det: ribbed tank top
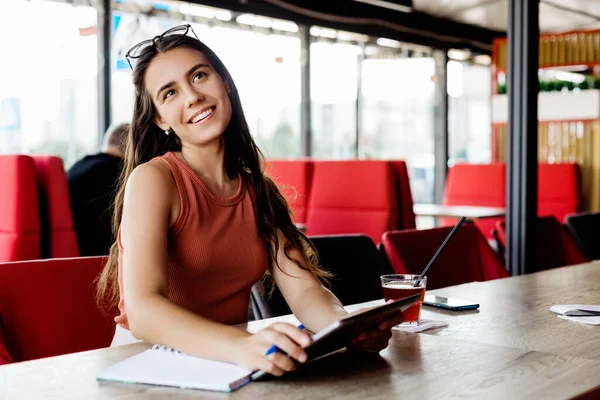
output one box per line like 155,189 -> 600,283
115,152 -> 268,329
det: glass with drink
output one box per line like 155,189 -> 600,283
380,274 -> 427,325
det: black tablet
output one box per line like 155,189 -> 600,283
251,293 -> 421,380
305,293 -> 421,360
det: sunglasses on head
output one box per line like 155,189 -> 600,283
125,24 -> 199,70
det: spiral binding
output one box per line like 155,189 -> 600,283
151,344 -> 184,355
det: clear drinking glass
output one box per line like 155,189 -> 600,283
381,274 -> 427,325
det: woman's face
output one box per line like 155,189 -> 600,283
144,47 -> 232,147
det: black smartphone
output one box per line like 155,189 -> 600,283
423,294 -> 479,311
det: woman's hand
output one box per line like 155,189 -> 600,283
346,305 -> 404,354
231,323 -> 312,376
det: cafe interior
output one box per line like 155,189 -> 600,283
1,0 -> 600,398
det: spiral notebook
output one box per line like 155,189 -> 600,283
97,345 -> 253,392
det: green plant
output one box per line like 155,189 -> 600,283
577,78 -> 590,90
564,81 -> 575,91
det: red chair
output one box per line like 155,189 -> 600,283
33,156 -> 80,258
442,163 -> 506,239
0,319 -> 12,364
0,155 -> 41,262
382,225 -> 508,290
265,159 -> 313,224
0,256 -> 115,364
494,216 -> 589,273
538,163 -> 580,223
305,160 -> 398,243
389,161 -> 416,230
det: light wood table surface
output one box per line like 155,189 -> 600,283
1,262 -> 599,399
413,203 -> 506,220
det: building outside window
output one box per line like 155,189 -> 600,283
310,40 -> 360,159
448,61 -> 492,165
362,56 -> 436,204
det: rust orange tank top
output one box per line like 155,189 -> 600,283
115,152 -> 268,329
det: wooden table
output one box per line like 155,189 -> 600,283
413,203 -> 506,220
2,263 -> 600,399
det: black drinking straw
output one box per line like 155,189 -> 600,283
413,216 -> 466,287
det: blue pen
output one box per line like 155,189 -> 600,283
265,324 -> 304,356
251,324 -> 305,381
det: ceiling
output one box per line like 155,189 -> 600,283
413,0 -> 600,33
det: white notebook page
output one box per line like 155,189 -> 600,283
97,345 -> 253,392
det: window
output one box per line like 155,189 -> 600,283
361,57 -> 436,203
310,41 -> 360,159
448,61 -> 492,164
202,26 -> 301,159
0,0 -> 99,167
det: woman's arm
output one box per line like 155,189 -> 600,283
272,230 -> 401,352
271,230 -> 347,333
120,163 -> 309,374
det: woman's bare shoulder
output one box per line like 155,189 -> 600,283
128,159 -> 174,187
124,159 -> 176,201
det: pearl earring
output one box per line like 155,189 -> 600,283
164,128 -> 170,136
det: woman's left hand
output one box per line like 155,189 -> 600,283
345,306 -> 404,353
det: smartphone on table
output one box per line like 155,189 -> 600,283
423,294 -> 479,311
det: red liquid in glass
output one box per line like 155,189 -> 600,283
382,282 -> 425,322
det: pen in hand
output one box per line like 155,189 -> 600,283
264,324 -> 305,356
250,324 -> 306,381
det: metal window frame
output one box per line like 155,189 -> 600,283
433,49 -> 449,204
98,0 -> 111,142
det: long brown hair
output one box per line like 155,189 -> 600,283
96,33 -> 330,309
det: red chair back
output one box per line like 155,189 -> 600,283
382,225 -> 508,290
494,216 -> 589,273
442,163 -> 506,239
389,161 -> 416,230
266,160 -> 313,224
0,256 -> 115,364
0,318 -> 12,364
538,163 -> 580,223
0,155 -> 41,262
33,156 -> 79,258
306,161 -> 398,242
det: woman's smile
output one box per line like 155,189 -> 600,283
188,106 -> 216,125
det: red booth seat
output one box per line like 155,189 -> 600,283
538,163 -> 581,223
0,155 -> 41,262
382,225 -> 508,290
442,163 -> 506,239
265,159 -> 313,224
389,160 -> 416,230
305,160 -> 398,243
0,256 -> 115,364
265,159 -> 414,235
442,162 -> 581,239
33,156 -> 79,258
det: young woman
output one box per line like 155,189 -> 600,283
97,24 -> 401,376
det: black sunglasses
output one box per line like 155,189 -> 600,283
125,24 -> 199,70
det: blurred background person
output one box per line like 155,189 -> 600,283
68,122 -> 129,256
